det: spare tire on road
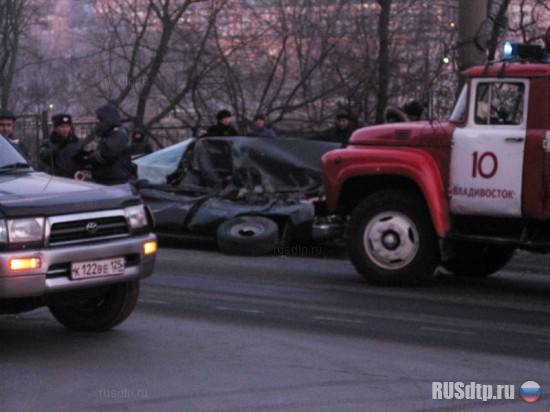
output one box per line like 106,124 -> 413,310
217,216 -> 279,256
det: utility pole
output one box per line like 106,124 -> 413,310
458,0 -> 489,71
375,0 -> 392,124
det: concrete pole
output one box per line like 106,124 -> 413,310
458,0 -> 489,70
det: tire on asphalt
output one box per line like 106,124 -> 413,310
443,242 -> 515,278
49,281 -> 140,332
217,216 -> 279,256
347,190 -> 439,286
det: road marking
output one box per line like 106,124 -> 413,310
420,326 -> 477,336
143,284 -> 550,338
139,298 -> 170,305
215,306 -> 263,314
313,316 -> 368,325
148,270 -> 550,315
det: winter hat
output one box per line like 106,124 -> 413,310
216,110 -> 232,121
52,114 -> 73,128
0,109 -> 16,121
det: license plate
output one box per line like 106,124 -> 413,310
71,258 -> 125,280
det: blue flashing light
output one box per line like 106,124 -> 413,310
502,41 -> 545,61
503,41 -> 514,59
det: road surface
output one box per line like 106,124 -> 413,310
2,245 -> 550,411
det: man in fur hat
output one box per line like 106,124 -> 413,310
39,114 -> 83,178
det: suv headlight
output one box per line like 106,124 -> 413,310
125,205 -> 148,230
7,218 -> 45,243
0,220 -> 7,243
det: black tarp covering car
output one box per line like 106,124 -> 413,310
135,137 -> 339,251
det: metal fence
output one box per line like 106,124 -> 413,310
13,114 -> 43,166
14,113 -> 197,165
14,112 -> 320,168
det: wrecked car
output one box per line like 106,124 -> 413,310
134,137 -> 342,255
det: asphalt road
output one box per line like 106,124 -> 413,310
2,244 -> 550,411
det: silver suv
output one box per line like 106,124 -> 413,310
0,136 -> 157,331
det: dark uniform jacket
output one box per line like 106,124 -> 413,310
250,125 -> 276,138
7,137 -> 29,159
130,139 -> 153,157
318,125 -> 356,147
205,123 -> 239,137
39,132 -> 83,178
89,105 -> 134,185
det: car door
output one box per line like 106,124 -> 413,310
449,78 -> 529,217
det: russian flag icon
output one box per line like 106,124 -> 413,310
520,381 -> 542,403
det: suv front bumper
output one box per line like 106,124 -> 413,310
0,234 -> 156,298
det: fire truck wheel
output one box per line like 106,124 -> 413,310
443,242 -> 515,278
347,190 -> 439,286
49,281 -> 140,332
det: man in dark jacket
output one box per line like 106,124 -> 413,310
87,104 -> 134,185
129,128 -> 154,157
39,114 -> 83,178
205,110 -> 239,137
403,100 -> 424,121
249,114 -> 276,138
319,112 -> 357,147
0,109 -> 29,158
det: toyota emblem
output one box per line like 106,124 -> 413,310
86,222 -> 99,234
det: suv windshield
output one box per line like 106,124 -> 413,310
449,85 -> 468,123
0,135 -> 30,169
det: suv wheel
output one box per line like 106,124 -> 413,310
49,281 -> 140,332
348,190 -> 439,286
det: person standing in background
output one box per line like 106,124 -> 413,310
129,128 -> 154,157
318,112 -> 356,147
86,104 -> 134,185
205,110 -> 239,137
249,114 -> 276,138
0,109 -> 29,158
39,114 -> 83,178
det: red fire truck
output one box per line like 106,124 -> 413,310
322,31 -> 550,286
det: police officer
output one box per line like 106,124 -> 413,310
205,110 -> 239,137
87,104 -> 134,185
0,109 -> 29,158
39,114 -> 83,178
318,112 -> 357,147
129,128 -> 153,157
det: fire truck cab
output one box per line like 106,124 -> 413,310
322,32 -> 550,285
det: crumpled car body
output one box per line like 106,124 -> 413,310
134,137 -> 339,238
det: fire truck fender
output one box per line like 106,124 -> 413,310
322,147 -> 450,237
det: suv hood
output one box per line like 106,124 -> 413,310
0,172 -> 140,218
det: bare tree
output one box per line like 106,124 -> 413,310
511,0 -> 550,44
0,0 -> 37,109
76,0 -> 221,133
487,0 -> 512,60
